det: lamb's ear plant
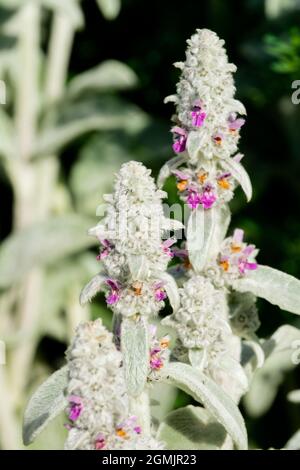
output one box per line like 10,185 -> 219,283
23,29 -> 300,450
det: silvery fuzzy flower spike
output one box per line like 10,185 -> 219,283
80,161 -> 181,316
79,161 -> 180,401
159,29 -> 252,214
165,29 -> 246,162
64,319 -> 164,450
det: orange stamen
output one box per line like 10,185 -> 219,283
214,137 -> 222,145
197,172 -> 208,184
218,178 -> 230,190
132,281 -> 143,296
220,260 -> 229,271
184,258 -> 192,269
177,180 -> 188,192
160,338 -> 170,349
231,244 -> 242,253
116,429 -> 127,438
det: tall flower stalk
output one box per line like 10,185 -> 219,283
23,29 -> 300,451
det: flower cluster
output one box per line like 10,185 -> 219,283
165,29 -> 246,162
104,278 -> 168,318
160,30 -> 249,213
64,319 -> 163,450
148,325 -> 170,379
217,229 -> 258,280
172,164 -> 235,210
82,161 -> 181,318
90,161 -> 177,275
163,275 -> 229,361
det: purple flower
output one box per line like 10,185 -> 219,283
95,434 -> 106,450
187,189 -> 202,209
200,191 -> 217,209
172,169 -> 190,180
228,113 -> 245,132
162,238 -> 176,257
233,228 -> 244,244
171,126 -> 188,153
191,100 -> 206,127
150,355 -> 164,370
154,281 -> 167,302
172,247 -> 188,260
68,395 -> 83,422
97,239 -> 113,261
213,132 -> 224,145
105,278 -> 121,305
238,259 -> 258,274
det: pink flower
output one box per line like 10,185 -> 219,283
187,189 -> 202,209
68,395 -> 83,422
95,434 -> 106,450
97,239 -> 113,261
171,126 -> 188,153
199,191 -> 217,209
238,259 -> 257,274
150,356 -> 164,370
172,169 -> 190,180
191,100 -> 206,127
213,132 -> 224,145
228,113 -> 245,132
162,238 -> 176,257
154,281 -> 167,302
105,279 -> 121,305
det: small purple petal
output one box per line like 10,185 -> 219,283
199,191 -> 217,209
172,248 -> 188,259
243,244 -> 255,256
68,395 -> 83,422
171,126 -> 187,137
191,110 -> 206,127
228,112 -> 237,123
154,280 -> 164,289
105,278 -> 120,291
173,138 -> 186,154
245,262 -> 258,271
228,117 -> 245,131
233,229 -> 244,244
171,127 -> 188,154
155,289 -> 167,302
107,292 -> 120,305
134,426 -> 142,435
172,169 -> 190,180
187,190 -> 202,210
217,172 -> 231,180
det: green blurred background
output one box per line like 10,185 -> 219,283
0,0 -> 300,450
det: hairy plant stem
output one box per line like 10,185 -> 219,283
129,391 -> 151,437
